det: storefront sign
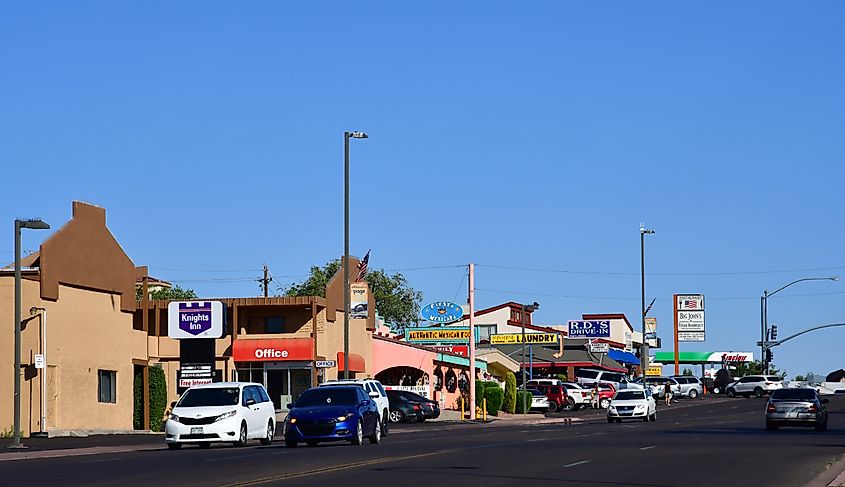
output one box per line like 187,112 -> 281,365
407,327 -> 470,343
315,360 -> 336,368
383,385 -> 431,399
625,332 -> 633,352
420,301 -> 464,324
646,366 -> 663,376
589,341 -> 609,354
677,311 -> 705,332
567,320 -> 611,338
350,283 -> 369,319
678,331 -> 705,342
490,333 -> 559,344
429,345 -> 469,356
168,301 -> 224,339
177,363 -> 214,389
233,338 -> 314,362
710,352 -> 753,363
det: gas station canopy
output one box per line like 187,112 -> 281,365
653,351 -> 754,364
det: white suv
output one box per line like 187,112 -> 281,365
576,369 -> 644,390
319,379 -> 390,435
726,376 -> 784,398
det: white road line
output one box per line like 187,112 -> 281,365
564,460 -> 590,468
639,445 -> 657,451
525,438 -> 545,443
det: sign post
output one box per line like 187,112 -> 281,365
674,294 -> 705,375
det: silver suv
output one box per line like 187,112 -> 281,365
671,376 -> 704,399
726,375 -> 784,398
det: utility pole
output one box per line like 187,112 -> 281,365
468,263 -> 476,420
261,264 -> 271,298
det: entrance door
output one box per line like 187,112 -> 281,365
290,369 -> 311,403
266,369 -> 288,410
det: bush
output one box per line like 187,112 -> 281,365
133,368 -> 143,430
515,391 -> 533,414
485,387 -> 504,415
475,381 -> 485,407
555,373 -> 568,382
504,372 -> 517,413
149,366 -> 168,432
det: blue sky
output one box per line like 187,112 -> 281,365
2,2 -> 844,378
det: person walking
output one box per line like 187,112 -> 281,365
664,381 -> 673,406
591,383 -> 600,409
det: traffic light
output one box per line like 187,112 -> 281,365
770,324 -> 778,340
765,349 -> 773,363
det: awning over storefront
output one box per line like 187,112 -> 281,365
337,352 -> 366,373
607,349 -> 639,365
435,353 -> 488,371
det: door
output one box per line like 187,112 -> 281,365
266,369 -> 287,410
243,386 -> 264,437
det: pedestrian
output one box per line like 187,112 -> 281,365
664,381 -> 673,406
591,384 -> 600,409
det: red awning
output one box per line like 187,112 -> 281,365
337,352 -> 366,373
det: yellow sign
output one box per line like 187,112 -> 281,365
646,366 -> 663,376
407,328 -> 470,343
490,333 -> 559,344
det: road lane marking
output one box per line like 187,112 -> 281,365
639,445 -> 656,450
564,460 -> 590,468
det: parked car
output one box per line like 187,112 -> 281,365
765,388 -> 829,431
535,384 -> 569,412
726,376 -> 784,398
385,390 -> 424,423
671,376 -> 704,399
576,369 -> 644,390
398,390 -> 440,420
319,379 -> 389,435
524,389 -> 550,412
594,382 -> 617,408
165,382 -> 276,450
283,385 -> 382,447
634,377 -> 682,398
525,378 -> 563,388
560,382 -> 591,410
607,389 -> 657,423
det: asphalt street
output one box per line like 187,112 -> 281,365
1,395 -> 843,487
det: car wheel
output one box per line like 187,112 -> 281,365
260,419 -> 274,446
306,440 -> 319,447
198,443 -> 211,449
234,421 -> 248,447
350,420 -> 363,445
754,387 -> 764,398
726,388 -> 735,398
562,398 -> 576,411
688,389 -> 699,399
167,443 -> 182,450
600,398 -> 610,409
615,418 -> 622,423
369,419 -> 382,444
766,422 -> 779,431
381,410 -> 389,435
389,409 -> 404,423
285,439 -> 298,448
548,401 -> 559,413
607,417 -> 614,423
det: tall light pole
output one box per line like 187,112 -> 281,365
761,276 -> 837,374
639,226 -> 654,381
12,218 -> 50,449
520,302 -> 539,415
343,131 -> 367,379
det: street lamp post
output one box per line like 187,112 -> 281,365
761,276 -> 838,374
12,218 -> 50,449
343,131 -> 367,379
520,302 -> 539,415
639,226 -> 654,381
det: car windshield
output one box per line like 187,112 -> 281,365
177,387 -> 240,407
771,389 -> 816,401
615,391 -> 645,401
765,376 -> 783,382
296,388 -> 358,407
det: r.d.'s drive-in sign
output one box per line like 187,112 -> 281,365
168,301 -> 224,339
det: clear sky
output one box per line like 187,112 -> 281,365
3,2 -> 844,379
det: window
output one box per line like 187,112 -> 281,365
476,324 -> 496,342
375,383 -> 387,396
576,370 -> 599,380
266,317 -> 285,333
257,386 -> 271,403
98,370 -> 117,403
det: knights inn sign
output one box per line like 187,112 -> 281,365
168,301 -> 225,339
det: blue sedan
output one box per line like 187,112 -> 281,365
283,386 -> 382,447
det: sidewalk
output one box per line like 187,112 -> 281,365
806,454 -> 845,487
0,435 -> 163,462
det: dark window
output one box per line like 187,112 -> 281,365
577,370 -> 599,379
771,389 -> 816,400
296,388 -> 358,407
257,386 -> 271,403
266,317 -> 285,333
375,383 -> 387,396
98,370 -> 117,403
178,387 -> 240,407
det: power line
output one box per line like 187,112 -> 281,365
476,288 -> 845,302
477,264 -> 845,277
384,264 -> 468,272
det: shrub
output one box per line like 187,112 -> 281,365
555,373 -> 568,382
504,372 -> 517,413
485,387 -> 504,415
149,366 -> 168,432
475,381 -> 485,407
515,391 -> 533,414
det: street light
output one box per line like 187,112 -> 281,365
520,301 -> 539,415
639,226 -> 654,381
343,131 -> 367,379
761,276 -> 838,374
12,218 -> 50,449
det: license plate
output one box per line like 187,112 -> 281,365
190,427 -> 203,434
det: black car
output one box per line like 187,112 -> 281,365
386,390 -> 424,423
397,390 -> 440,420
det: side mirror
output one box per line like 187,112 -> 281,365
245,398 -> 256,406
360,399 -> 371,406
286,403 -> 294,409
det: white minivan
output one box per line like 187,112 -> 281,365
165,382 -> 276,450
576,369 -> 644,390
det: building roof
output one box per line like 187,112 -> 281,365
491,344 -> 627,372
582,313 -> 634,332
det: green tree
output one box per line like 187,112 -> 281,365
136,284 -> 198,301
682,368 -> 694,376
286,259 -> 424,331
503,372 -> 517,413
733,360 -> 786,379
794,375 -> 806,382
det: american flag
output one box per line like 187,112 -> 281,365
355,250 -> 370,282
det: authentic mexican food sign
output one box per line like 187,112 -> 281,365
406,327 -> 470,343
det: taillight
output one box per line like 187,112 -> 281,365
808,404 -> 818,413
765,382 -> 773,386
767,404 -> 776,413
413,404 -> 421,411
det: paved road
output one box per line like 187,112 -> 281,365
1,395 -> 843,486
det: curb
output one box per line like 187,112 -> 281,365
804,453 -> 845,487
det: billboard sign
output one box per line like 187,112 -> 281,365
350,283 -> 369,319
490,333 -> 559,345
567,320 -> 611,338
678,331 -> 705,342
168,301 -> 224,339
428,345 -> 469,356
407,327 -> 470,343
420,301 -> 464,324
677,311 -> 705,332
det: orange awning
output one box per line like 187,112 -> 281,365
337,352 -> 366,373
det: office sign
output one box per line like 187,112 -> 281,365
567,320 -> 611,338
589,341 -> 609,354
429,345 -> 469,357
232,338 -> 314,361
407,327 -> 470,343
677,311 -> 705,331
315,360 -> 336,368
168,301 -> 224,339
420,301 -> 464,324
490,333 -> 559,345
678,331 -> 705,342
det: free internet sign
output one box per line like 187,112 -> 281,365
168,301 -> 224,339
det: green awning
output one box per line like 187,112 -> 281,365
653,351 -> 714,364
436,353 -> 488,371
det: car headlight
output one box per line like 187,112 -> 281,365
215,410 -> 237,422
636,404 -> 645,409
169,413 -> 180,423
337,415 -> 350,422
286,416 -> 297,424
